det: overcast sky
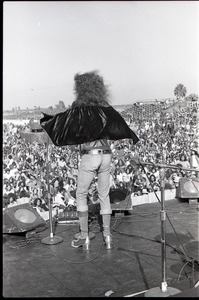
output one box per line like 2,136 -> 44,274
3,1 -> 199,110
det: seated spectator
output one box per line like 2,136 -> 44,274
133,188 -> 143,196
126,164 -> 133,174
185,170 -> 196,178
118,158 -> 125,171
17,181 -> 30,198
51,177 -> 60,194
19,189 -> 30,199
58,156 -> 66,168
190,150 -> 199,171
33,198 -> 48,213
29,187 -> 42,205
122,168 -> 132,187
64,178 -> 76,192
53,187 -> 67,208
87,181 -> 99,204
149,166 -> 159,180
8,176 -> 15,186
3,195 -> 9,210
71,163 -> 78,177
177,153 -> 190,169
66,189 -> 77,207
9,162 -> 18,177
7,193 -> 18,208
169,172 -> 182,188
116,169 -> 123,182
148,174 -> 160,192
133,173 -> 148,194
117,181 -> 126,190
4,183 -> 15,195
4,168 -> 12,180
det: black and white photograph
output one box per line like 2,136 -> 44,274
3,1 -> 199,298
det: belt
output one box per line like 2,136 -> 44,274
82,149 -> 111,155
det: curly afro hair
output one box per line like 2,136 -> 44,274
72,70 -> 111,107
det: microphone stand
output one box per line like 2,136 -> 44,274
41,139 -> 63,245
131,159 -> 198,297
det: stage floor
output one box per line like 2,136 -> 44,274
3,199 -> 199,298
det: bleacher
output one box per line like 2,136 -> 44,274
120,102 -> 164,120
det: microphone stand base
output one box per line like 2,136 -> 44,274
41,235 -> 63,245
145,286 -> 181,297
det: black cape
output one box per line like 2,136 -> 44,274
40,105 -> 139,146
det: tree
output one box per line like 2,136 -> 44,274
55,100 -> 66,110
185,93 -> 198,102
48,106 -> 53,110
174,84 -> 187,100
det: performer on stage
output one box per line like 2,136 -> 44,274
40,70 -> 139,250
70,74 -> 112,250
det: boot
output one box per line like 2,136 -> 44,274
103,235 -> 113,250
71,211 -> 91,250
71,236 -> 91,250
102,214 -> 113,250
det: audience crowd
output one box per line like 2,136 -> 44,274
3,103 -> 199,215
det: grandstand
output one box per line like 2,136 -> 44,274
3,97 -> 198,123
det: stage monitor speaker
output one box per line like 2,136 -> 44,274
3,203 -> 47,234
109,188 -> 132,211
176,177 -> 199,199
